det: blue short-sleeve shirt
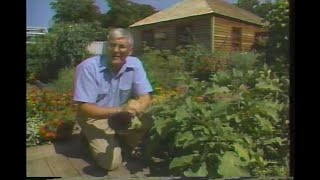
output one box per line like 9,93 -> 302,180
73,55 -> 153,107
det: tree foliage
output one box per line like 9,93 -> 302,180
236,0 -> 275,19
236,0 -> 259,14
236,0 -> 289,67
101,0 -> 157,28
27,23 -> 104,82
50,0 -> 102,24
264,0 -> 289,63
254,1 -> 276,19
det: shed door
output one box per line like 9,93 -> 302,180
231,27 -> 242,51
142,29 -> 154,47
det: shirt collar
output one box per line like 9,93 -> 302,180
98,55 -> 107,72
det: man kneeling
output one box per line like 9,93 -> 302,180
73,28 -> 153,170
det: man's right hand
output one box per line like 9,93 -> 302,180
124,100 -> 142,116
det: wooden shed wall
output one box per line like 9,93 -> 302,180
213,15 -> 266,52
131,14 -> 212,55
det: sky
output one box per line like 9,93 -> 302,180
27,0 -> 237,28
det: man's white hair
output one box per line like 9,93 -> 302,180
107,28 -> 134,47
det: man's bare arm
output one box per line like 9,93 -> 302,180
78,103 -> 122,119
126,93 -> 152,115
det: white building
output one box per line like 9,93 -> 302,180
27,26 -> 48,43
87,41 -> 107,55
26,26 -> 106,54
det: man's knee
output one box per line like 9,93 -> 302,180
92,148 -> 122,171
120,129 -> 147,148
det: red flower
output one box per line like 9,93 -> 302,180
38,120 -> 74,141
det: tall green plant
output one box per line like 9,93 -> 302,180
176,44 -> 229,81
146,58 -> 289,177
48,66 -> 75,93
140,46 -> 187,90
228,52 -> 258,71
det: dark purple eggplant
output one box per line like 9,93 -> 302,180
108,111 -> 134,131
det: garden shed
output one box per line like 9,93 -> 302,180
129,0 -> 268,55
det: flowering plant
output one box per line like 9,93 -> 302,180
39,119 -> 74,141
27,87 -> 77,143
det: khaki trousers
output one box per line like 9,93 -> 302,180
76,112 -> 152,171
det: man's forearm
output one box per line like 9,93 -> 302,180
135,93 -> 152,114
78,103 -> 121,119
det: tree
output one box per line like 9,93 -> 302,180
50,0 -> 102,24
264,0 -> 289,64
27,23 -> 104,82
101,0 -> 157,28
236,0 -> 259,14
236,0 -> 275,19
253,1 -> 275,19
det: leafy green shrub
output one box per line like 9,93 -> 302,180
27,22 -> 104,83
27,35 -> 59,82
140,46 -> 187,90
48,66 -> 75,93
228,52 -> 258,71
176,45 -> 229,81
145,58 -> 289,177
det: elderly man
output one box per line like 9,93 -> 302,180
73,28 -> 153,170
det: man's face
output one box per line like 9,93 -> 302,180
108,37 -> 132,68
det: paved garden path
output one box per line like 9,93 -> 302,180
27,125 -> 170,179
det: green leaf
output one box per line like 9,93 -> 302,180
201,109 -> 211,118
186,97 -> 193,108
255,115 -> 273,132
174,131 -> 194,147
218,151 -> 250,177
175,106 -> 190,121
257,148 -> 264,156
254,101 -> 279,121
244,136 -> 253,145
264,137 -> 286,145
189,120 -> 218,137
232,69 -> 244,77
192,126 -> 210,135
205,86 -> 230,94
169,155 -> 194,169
255,80 -> 282,92
247,70 -> 255,76
227,114 -> 241,123
154,118 -> 173,136
184,162 -> 208,177
209,101 -> 229,117
128,116 -> 142,130
233,143 -> 250,162
197,136 -> 210,142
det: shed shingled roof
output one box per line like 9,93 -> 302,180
129,0 -> 268,27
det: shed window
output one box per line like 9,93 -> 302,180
176,25 -> 194,46
142,30 -> 154,47
231,27 -> 242,51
